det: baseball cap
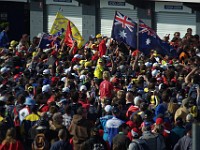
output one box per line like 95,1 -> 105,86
79,85 -> 87,91
104,105 -> 112,113
156,118 -> 164,125
42,84 -> 51,93
43,69 -> 50,75
24,97 -> 36,105
62,87 -> 70,93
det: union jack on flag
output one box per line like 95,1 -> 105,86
139,20 -> 157,38
114,11 -> 136,32
111,11 -> 137,49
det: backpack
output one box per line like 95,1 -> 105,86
130,139 -> 150,150
32,133 -> 49,150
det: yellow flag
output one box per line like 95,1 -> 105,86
50,12 -> 85,49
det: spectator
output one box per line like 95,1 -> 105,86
140,123 -> 166,150
50,129 -> 72,150
112,123 -> 131,150
105,106 -> 124,146
0,127 -> 24,150
69,106 -> 93,150
173,123 -> 192,150
0,22 -> 9,48
80,127 -> 107,150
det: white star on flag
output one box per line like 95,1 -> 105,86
119,30 -> 127,39
146,38 -> 151,45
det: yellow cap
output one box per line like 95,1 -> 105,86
96,34 -> 102,39
10,40 -> 18,47
79,60 -> 87,65
32,52 -> 37,57
85,61 -> 92,68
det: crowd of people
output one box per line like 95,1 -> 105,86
0,22 -> 199,150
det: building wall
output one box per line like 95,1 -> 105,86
30,1 -> 43,40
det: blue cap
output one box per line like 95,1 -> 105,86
24,97 -> 36,105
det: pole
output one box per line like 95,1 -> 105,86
137,19 -> 139,50
192,123 -> 200,150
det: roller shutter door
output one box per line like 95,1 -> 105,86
156,12 -> 196,39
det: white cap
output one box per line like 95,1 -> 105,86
62,87 -> 70,93
74,54 -> 82,59
0,96 -> 7,102
134,96 -> 142,106
151,69 -> 160,77
73,65 -> 80,71
61,77 -> 66,82
79,85 -> 87,91
145,62 -> 152,67
63,68 -> 71,75
131,129 -> 139,138
104,105 -> 112,113
42,84 -> 51,93
43,69 -> 50,75
0,67 -> 9,74
79,75 -> 86,81
153,62 -> 159,67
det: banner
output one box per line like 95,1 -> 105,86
50,12 -> 85,49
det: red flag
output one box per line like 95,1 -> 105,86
64,21 -> 77,55
64,21 -> 74,47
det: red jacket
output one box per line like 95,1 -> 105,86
99,40 -> 107,57
0,140 -> 24,150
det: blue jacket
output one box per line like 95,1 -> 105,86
100,115 -> 113,141
50,140 -> 72,150
105,116 -> 124,146
0,31 -> 9,48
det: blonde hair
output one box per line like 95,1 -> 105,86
103,71 -> 110,80
2,128 -> 16,145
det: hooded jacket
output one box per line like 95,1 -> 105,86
69,114 -> 92,150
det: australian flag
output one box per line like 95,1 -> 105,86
138,20 -> 176,57
38,33 -> 54,49
111,11 -> 137,49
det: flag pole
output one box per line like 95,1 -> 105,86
137,19 -> 139,50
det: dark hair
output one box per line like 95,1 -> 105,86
118,123 -> 129,132
76,106 -> 84,115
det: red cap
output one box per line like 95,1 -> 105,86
156,118 -> 164,125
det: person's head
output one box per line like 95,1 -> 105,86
103,71 -> 110,80
112,106 -> 120,117
125,91 -> 133,103
96,34 -> 103,43
175,117 -> 184,127
187,28 -> 192,36
90,127 -> 100,137
174,32 -> 180,39
52,112 -> 63,124
58,129 -> 67,140
142,123 -> 151,132
186,113 -> 194,123
104,105 -> 113,115
1,22 -> 9,31
153,124 -> 164,134
118,123 -> 130,135
117,90 -> 125,100
5,127 -> 16,140
77,106 -> 88,118
185,123 -> 192,137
